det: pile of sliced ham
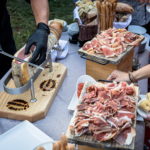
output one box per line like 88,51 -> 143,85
82,28 -> 142,57
70,82 -> 137,145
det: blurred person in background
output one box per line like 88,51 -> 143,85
119,0 -> 150,33
0,0 -> 50,78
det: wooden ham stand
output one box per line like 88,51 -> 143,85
86,49 -> 134,80
0,63 -> 67,122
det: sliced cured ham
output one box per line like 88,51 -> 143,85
77,83 -> 84,98
82,41 -> 93,51
94,131 -> 117,142
82,28 -> 143,57
115,127 -> 136,145
71,82 -> 136,145
116,110 -> 135,119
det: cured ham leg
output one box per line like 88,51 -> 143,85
12,20 -> 63,87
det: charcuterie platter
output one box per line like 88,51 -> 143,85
78,28 -> 144,64
66,81 -> 139,150
79,46 -> 133,64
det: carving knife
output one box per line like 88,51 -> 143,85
97,79 -> 120,83
97,79 -> 114,83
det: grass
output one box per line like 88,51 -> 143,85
7,0 -> 74,49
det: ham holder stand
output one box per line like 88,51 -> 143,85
0,43 -> 67,122
0,44 -> 52,102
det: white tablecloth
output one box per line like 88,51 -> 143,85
0,32 -> 145,150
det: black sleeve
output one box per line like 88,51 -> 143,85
25,0 -> 30,3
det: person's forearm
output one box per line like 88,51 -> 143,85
132,64 -> 150,80
30,0 -> 49,25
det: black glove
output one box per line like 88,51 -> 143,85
25,22 -> 50,65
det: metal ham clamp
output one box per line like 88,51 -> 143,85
0,44 -> 49,103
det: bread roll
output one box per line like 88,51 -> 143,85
116,2 -> 134,13
49,21 -> 63,39
139,99 -> 150,112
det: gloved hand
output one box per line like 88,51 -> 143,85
25,22 -> 50,65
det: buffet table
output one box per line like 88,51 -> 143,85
0,32 -> 147,150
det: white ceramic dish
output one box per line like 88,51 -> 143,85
68,75 -> 96,111
67,22 -> 79,36
57,40 -> 68,59
113,14 -> 132,29
0,120 -> 53,150
128,25 -> 147,35
137,95 -> 150,119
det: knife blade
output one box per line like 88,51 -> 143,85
0,49 -> 44,70
97,79 -> 113,83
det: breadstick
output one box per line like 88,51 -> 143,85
105,1 -> 109,29
98,1 -> 102,33
109,2 -> 113,28
100,2 -> 103,31
96,1 -> 100,33
101,2 -> 105,31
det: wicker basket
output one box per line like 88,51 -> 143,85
78,23 -> 98,42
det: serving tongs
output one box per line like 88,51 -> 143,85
0,45 -> 52,102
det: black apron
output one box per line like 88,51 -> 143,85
0,0 -> 16,78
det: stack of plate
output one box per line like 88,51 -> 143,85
128,25 -> 147,53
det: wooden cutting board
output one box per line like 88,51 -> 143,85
0,62 -> 67,122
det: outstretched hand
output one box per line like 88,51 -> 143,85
107,70 -> 130,82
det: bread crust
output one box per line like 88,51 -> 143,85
116,2 -> 134,13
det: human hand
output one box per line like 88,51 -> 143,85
107,70 -> 130,82
25,23 -> 50,65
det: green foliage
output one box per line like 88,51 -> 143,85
7,0 -> 74,49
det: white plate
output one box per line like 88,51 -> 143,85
68,75 -> 96,111
0,120 -> 53,150
137,95 -> 150,119
128,25 -> 147,35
